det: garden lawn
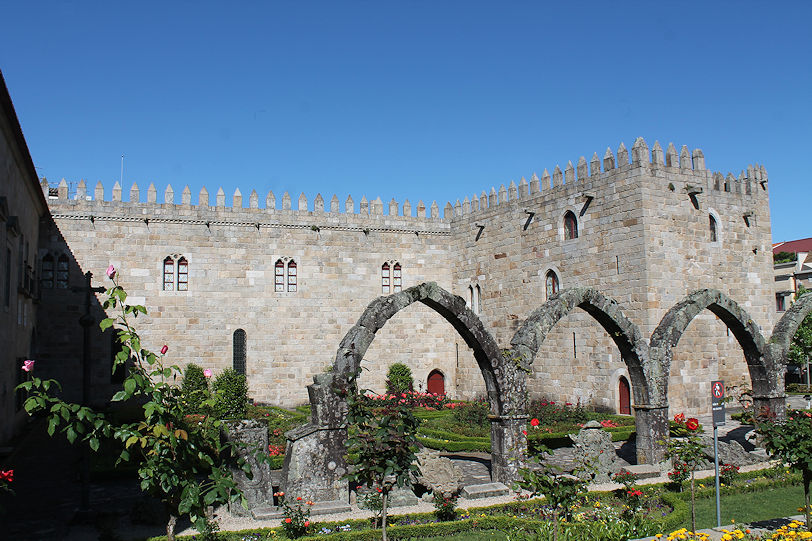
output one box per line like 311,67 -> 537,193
691,484 -> 804,529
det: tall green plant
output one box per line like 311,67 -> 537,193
212,368 -> 248,419
385,362 -> 414,394
665,413 -> 706,539
345,371 -> 421,541
181,363 -> 211,414
513,445 -> 589,541
788,286 -> 812,384
16,266 -> 262,540
757,408 -> 812,528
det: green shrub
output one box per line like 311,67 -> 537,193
180,363 -> 210,414
385,362 -> 414,394
212,369 -> 248,419
450,400 -> 490,428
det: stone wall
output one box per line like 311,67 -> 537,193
37,138 -> 775,415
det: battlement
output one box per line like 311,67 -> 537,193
41,138 -> 768,229
447,138 -> 768,219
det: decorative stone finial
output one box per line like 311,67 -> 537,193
282,191 -> 292,210
232,188 -> 242,208
183,186 -> 193,206
417,199 -> 426,218
112,181 -> 122,202
430,200 -> 439,219
541,169 -> 551,190
298,193 -> 308,212
371,196 -> 383,216
76,179 -> 87,200
444,201 -> 453,219
147,183 -> 157,204
165,184 -> 175,205
489,187 -> 497,207
389,198 -> 398,216
403,198 -> 411,217
95,181 -> 105,201
58,178 -> 69,200
616,142 -> 629,166
199,186 -> 209,206
359,195 -> 368,215
679,145 -> 692,169
692,149 -> 705,170
603,148 -> 615,171
454,199 -> 462,217
130,182 -> 140,203
651,141 -> 664,165
552,165 -> 563,187
530,173 -> 540,194
314,193 -> 325,213
564,161 -> 575,184
330,194 -> 340,213
631,137 -> 649,164
216,187 -> 225,207
590,153 -> 600,177
665,143 -> 678,167
577,157 -> 588,180
462,196 -> 470,214
249,189 -> 258,209
345,194 -> 354,213
266,190 -> 275,210
518,177 -> 528,198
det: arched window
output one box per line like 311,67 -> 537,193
467,285 -> 474,309
275,259 -> 285,292
163,257 -> 175,290
56,254 -> 69,289
381,261 -> 402,294
475,284 -> 482,314
162,255 -> 189,292
287,260 -> 297,292
233,329 -> 247,375
564,211 -> 578,240
709,214 -> 718,242
41,254 -> 54,289
275,258 -> 298,293
177,257 -> 188,291
545,270 -> 559,299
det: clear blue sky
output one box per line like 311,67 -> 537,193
1,1 -> 809,242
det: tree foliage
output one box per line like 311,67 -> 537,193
16,274 -> 264,540
385,362 -> 414,394
788,285 -> 812,369
345,377 -> 421,541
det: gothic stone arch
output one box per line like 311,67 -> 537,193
282,282 -> 526,502
649,289 -> 775,418
509,287 -> 666,463
762,291 -> 812,417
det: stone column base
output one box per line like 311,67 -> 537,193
489,415 -> 528,487
633,404 -> 669,465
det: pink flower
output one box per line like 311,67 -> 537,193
0,470 -> 13,482
22,360 -> 34,372
203,369 -> 212,378
106,264 -> 116,279
160,345 -> 168,355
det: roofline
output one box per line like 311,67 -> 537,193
0,69 -> 49,216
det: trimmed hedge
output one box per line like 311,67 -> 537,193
419,425 -> 635,453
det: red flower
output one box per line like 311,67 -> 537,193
674,413 -> 685,423
296,496 -> 302,501
304,520 -> 310,527
686,418 -> 699,431
285,518 -> 292,523
522,430 -> 527,436
160,345 -> 168,355
0,470 -> 13,482
530,418 -> 540,427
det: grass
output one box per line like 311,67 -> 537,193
690,484 -> 804,530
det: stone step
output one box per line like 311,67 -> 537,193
623,464 -> 663,479
460,482 -> 510,500
251,507 -> 283,520
311,500 -> 352,516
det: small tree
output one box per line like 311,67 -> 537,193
212,368 -> 249,419
16,268 -> 262,540
345,380 -> 420,541
757,409 -> 812,528
665,414 -> 706,539
514,446 -> 589,541
181,363 -> 211,414
385,362 -> 413,394
788,286 -> 812,388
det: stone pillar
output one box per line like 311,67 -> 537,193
489,414 -> 528,486
633,405 -> 669,464
224,420 -> 273,516
752,395 -> 787,421
281,373 -> 351,505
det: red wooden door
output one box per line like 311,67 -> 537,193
619,376 -> 631,415
427,370 -> 445,396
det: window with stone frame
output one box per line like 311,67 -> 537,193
776,293 -> 787,312
564,211 -> 578,240
163,257 -> 175,291
56,254 -> 69,289
233,329 -> 247,375
381,261 -> 402,294
41,254 -> 55,289
162,255 -> 189,292
545,270 -> 559,299
274,257 -> 298,293
475,284 -> 482,314
709,214 -> 718,242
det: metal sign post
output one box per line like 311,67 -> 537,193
711,380 -> 726,528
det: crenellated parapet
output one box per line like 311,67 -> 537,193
40,178 -> 451,235
445,137 -> 769,220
